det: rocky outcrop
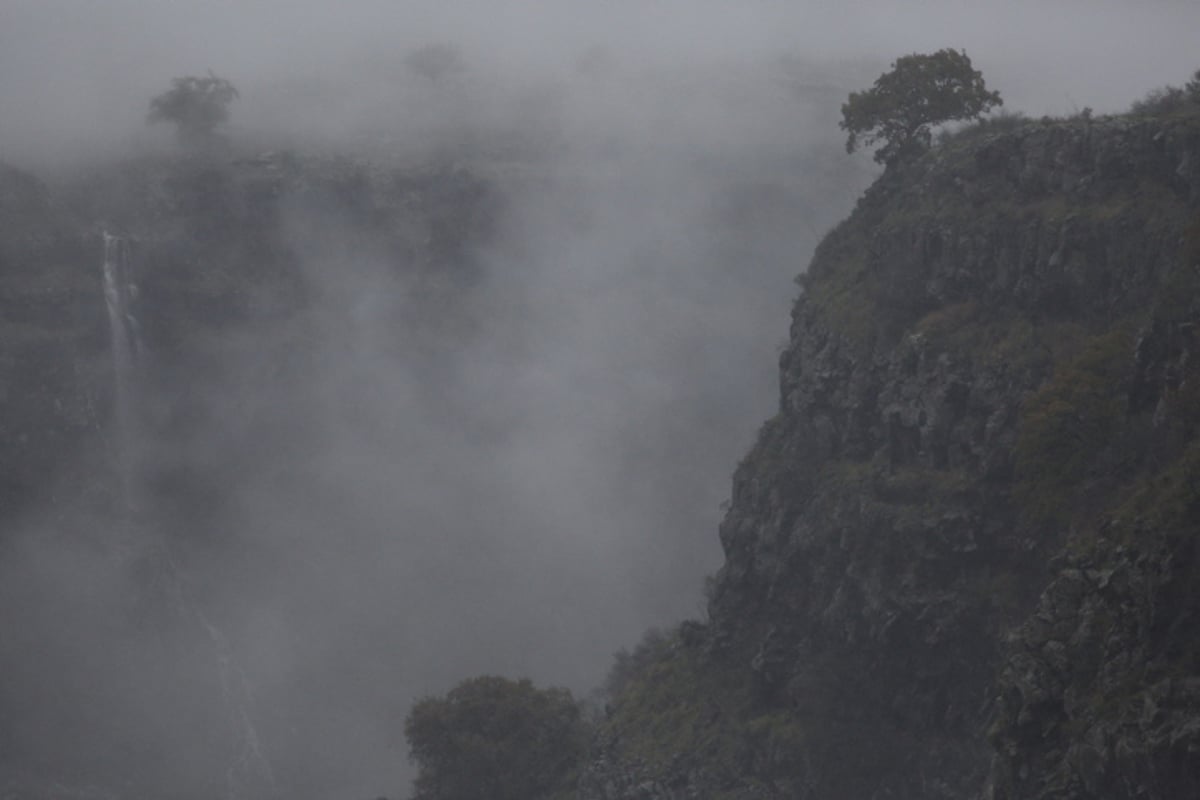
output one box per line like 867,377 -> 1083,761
588,111 -> 1200,799
987,320 -> 1200,798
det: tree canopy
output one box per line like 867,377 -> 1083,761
404,676 -> 587,800
147,73 -> 239,148
840,49 -> 1002,166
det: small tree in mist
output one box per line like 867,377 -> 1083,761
404,676 -> 587,800
147,73 -> 239,149
841,49 -> 1002,166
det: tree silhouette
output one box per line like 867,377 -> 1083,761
404,676 -> 586,800
147,73 -> 239,148
841,49 -> 1002,166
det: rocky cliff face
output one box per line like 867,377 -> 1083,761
0,153 -> 500,799
0,153 -> 497,523
0,164 -> 102,517
4,102 -> 1200,800
589,111 -> 1200,798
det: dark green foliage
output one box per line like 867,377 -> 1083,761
1130,86 -> 1189,116
597,624 -> 917,798
841,49 -> 1002,165
599,629 -> 797,796
1014,327 -> 1133,526
404,676 -> 587,800
1129,68 -> 1200,116
147,73 -> 239,148
1113,440 -> 1200,539
602,633 -> 752,778
1189,69 -> 1200,102
604,627 -> 668,699
935,108 -> 1031,148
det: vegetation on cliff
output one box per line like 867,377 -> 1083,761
840,49 -> 1002,166
582,75 -> 1200,800
405,677 -> 587,800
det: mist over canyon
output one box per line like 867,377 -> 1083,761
2,3 -> 1199,799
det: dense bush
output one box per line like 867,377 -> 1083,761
1129,68 -> 1200,115
1014,328 -> 1133,526
404,676 -> 587,800
603,627 -> 669,699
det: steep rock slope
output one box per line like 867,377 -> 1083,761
589,111 -> 1200,799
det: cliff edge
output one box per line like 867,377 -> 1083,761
589,109 -> 1200,799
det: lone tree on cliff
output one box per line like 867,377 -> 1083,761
147,73 -> 239,148
841,49 -> 1002,166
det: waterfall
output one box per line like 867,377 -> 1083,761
201,613 -> 279,800
101,231 -> 142,509
157,553 -> 279,800
100,232 -> 278,799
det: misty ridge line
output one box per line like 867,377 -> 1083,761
7,0 -> 1200,169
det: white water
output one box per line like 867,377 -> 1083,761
101,231 -> 141,509
100,232 -> 277,799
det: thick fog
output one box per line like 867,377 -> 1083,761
2,2 -> 1200,799
4,0 -> 1200,169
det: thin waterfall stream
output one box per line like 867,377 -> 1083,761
101,231 -> 278,799
101,231 -> 141,511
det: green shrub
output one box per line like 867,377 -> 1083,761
604,627 -> 669,700
404,676 -> 587,800
1129,70 -> 1200,116
1130,86 -> 1188,116
1187,69 -> 1200,102
1014,328 -> 1133,525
